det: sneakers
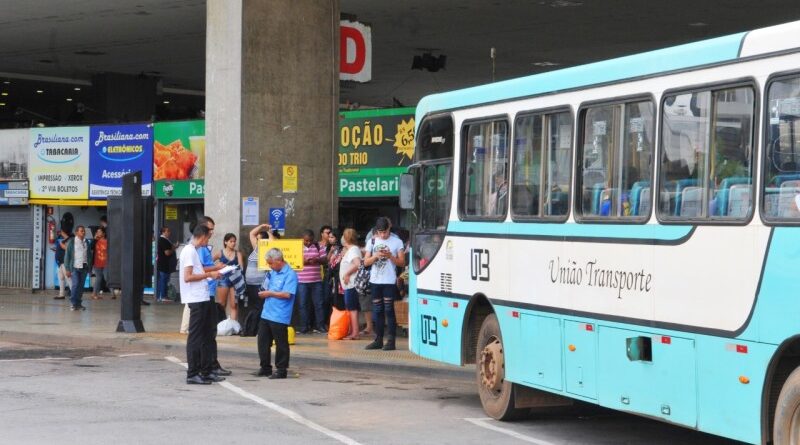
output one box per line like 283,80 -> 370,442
54,296 -> 65,300
315,326 -> 328,334
365,339 -> 383,350
382,339 -> 396,351
268,371 -> 287,379
70,305 -> 86,311
298,328 -> 311,335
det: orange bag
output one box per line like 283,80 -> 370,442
327,308 -> 350,340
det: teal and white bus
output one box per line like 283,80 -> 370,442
400,20 -> 800,444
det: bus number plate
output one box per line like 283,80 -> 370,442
421,314 -> 438,346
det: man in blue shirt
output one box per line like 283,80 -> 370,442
255,247 -> 298,379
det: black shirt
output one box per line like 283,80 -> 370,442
156,236 -> 174,272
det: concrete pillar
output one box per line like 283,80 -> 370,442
206,0 -> 339,250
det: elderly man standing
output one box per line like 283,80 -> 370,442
180,224 -> 223,385
255,248 -> 298,380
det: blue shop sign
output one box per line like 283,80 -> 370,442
0,181 -> 28,205
88,124 -> 153,199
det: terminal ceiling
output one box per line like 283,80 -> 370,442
0,0 -> 798,116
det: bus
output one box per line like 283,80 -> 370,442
400,20 -> 800,445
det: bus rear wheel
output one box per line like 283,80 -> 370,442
476,313 -> 527,420
774,366 -> 800,445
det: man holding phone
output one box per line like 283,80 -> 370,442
363,217 -> 405,351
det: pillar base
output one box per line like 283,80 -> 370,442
116,319 -> 145,333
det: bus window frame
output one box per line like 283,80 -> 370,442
509,105 -> 574,224
574,94 -> 657,224
458,114 -> 512,222
760,70 -> 800,226
655,78 -> 759,226
416,112 -> 456,162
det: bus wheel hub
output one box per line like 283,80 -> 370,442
480,339 -> 505,392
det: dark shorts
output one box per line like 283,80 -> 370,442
343,288 -> 360,311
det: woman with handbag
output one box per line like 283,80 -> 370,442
339,228 -> 363,340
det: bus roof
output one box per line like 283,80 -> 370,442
415,20 -> 800,121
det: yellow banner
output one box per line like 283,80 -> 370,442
257,239 -> 304,270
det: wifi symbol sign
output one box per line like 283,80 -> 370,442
269,207 -> 285,230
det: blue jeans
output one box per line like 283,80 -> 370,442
371,283 -> 398,340
297,281 -> 324,331
156,271 -> 171,300
69,267 -> 89,307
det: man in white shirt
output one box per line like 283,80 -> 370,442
64,225 -> 93,311
180,224 -> 223,385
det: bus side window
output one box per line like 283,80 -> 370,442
658,86 -> 755,222
577,100 -> 654,221
763,75 -> 800,222
511,110 -> 573,220
461,119 -> 509,220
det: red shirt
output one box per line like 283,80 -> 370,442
93,238 -> 108,268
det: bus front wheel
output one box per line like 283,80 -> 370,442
476,313 -> 526,420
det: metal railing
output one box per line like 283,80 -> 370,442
0,248 -> 31,289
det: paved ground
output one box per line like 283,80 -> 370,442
0,290 -> 746,444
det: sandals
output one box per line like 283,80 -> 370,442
91,294 -> 103,300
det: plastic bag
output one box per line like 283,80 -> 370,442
327,308 -> 350,340
217,318 -> 241,336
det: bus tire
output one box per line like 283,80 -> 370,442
476,313 -> 526,420
774,366 -> 800,445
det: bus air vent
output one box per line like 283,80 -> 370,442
440,273 -> 452,293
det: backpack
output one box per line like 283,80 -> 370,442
240,311 -> 260,337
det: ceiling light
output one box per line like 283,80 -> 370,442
36,90 -> 43,94
689,22 -> 709,27
74,87 -> 81,91
163,100 -> 170,104
2,81 -> 9,85
532,61 -> 560,67
0,103 -> 5,106
66,98 -> 73,102
1,92 -> 7,96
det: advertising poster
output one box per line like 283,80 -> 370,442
88,123 -> 153,199
0,129 -> 29,180
153,120 -> 205,199
29,126 -> 90,200
338,107 -> 415,198
257,239 -> 303,270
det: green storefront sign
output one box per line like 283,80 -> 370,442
338,107 -> 415,198
154,179 -> 204,199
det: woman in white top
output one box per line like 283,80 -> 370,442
339,228 -> 363,340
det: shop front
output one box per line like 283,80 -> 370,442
0,129 -> 32,288
337,107 -> 415,234
27,123 -> 154,291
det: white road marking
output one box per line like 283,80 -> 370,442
464,417 -> 556,445
118,353 -> 148,357
165,356 -> 362,445
0,357 -> 70,362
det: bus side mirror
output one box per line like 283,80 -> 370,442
399,173 -> 415,210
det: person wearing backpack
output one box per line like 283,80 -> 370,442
363,217 -> 405,351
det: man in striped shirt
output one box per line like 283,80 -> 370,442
296,229 -> 327,334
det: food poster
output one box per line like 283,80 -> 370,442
29,126 -> 90,199
88,124 -> 153,199
338,107 -> 415,197
153,120 -> 205,181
